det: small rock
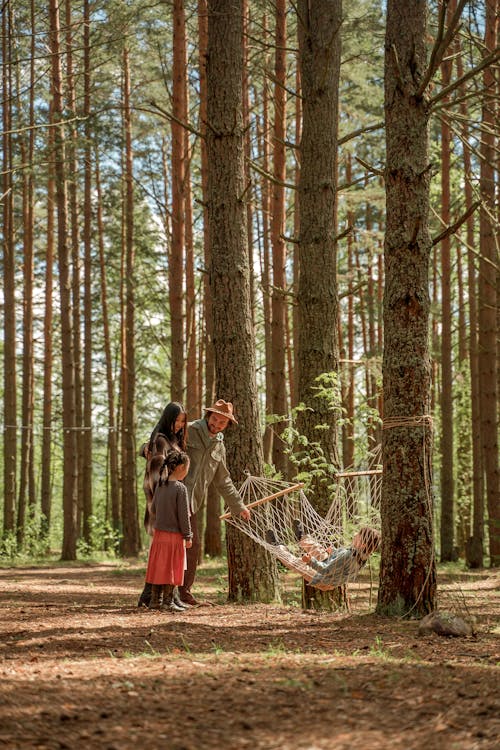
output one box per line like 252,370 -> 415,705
418,611 -> 473,638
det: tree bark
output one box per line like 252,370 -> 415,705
18,0 -> 36,544
377,0 -> 436,616
259,16 -> 274,463
82,0 -> 94,548
169,0 -> 187,403
439,9 -> 455,561
95,152 -> 121,539
270,0 -> 289,474
120,46 -> 140,556
49,0 -> 78,561
297,0 -> 342,610
296,0 -> 342,495
478,0 -> 499,567
41,103 -> 55,545
2,3 -> 16,540
65,0 -> 85,543
206,0 -> 279,602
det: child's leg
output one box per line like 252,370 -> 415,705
137,582 -> 152,607
161,584 -> 184,612
149,584 -> 162,609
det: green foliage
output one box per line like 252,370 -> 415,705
0,531 -> 18,561
283,374 -> 343,475
77,516 -> 121,558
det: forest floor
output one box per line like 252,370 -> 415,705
0,558 -> 498,750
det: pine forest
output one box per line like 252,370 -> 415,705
1,0 -> 499,602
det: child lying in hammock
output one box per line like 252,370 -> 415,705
265,523 -> 381,588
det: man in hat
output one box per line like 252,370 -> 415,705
179,399 -> 251,606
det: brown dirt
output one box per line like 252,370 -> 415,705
0,560 -> 498,750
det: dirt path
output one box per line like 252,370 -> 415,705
0,562 -> 498,750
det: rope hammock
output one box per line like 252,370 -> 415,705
220,461 -> 382,591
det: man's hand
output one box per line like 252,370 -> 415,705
185,539 -> 193,548
240,507 -> 251,521
301,553 -> 312,563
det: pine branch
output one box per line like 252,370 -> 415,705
248,159 -> 296,190
338,120 -> 385,145
284,120 -> 385,151
432,200 -> 480,246
429,46 -> 500,108
433,86 -> 499,115
417,0 -> 469,98
338,172 -> 379,192
354,156 -> 384,177
418,0 -> 448,97
144,100 -> 203,138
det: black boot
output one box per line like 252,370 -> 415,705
161,585 -> 184,612
137,582 -> 152,608
149,584 -> 162,609
173,586 -> 189,609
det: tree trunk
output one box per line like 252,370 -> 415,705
204,484 -> 222,557
297,0 -> 342,610
478,0 -> 499,567
198,0 -> 220,556
258,17 -> 273,463
95,152 -> 121,540
439,14 -> 455,561
296,0 -> 341,496
2,4 -> 17,540
49,0 -> 78,561
41,103 -> 55,544
270,0 -> 288,474
65,0 -> 85,544
185,125 -> 199,416
170,0 -> 187,403
343,155 -> 355,479
18,0 -> 36,545
81,0 -> 93,547
120,46 -> 140,556
206,0 -> 279,602
198,0 -> 215,412
455,33 -> 480,565
377,0 -> 436,616
292,65 -> 301,412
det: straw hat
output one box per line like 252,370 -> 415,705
205,399 -> 238,424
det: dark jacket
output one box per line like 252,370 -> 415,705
183,418 -> 245,516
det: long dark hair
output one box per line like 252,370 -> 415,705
157,450 -> 190,486
149,401 -> 187,453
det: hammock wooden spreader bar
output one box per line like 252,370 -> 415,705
219,482 -> 305,520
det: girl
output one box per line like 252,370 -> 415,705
138,402 -> 188,608
145,450 -> 193,612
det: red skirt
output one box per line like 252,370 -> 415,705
145,530 -> 185,586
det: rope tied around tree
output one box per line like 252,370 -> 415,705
382,415 -> 433,430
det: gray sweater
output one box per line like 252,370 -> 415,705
151,480 -> 192,540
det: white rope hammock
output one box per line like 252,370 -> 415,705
221,465 -> 382,591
